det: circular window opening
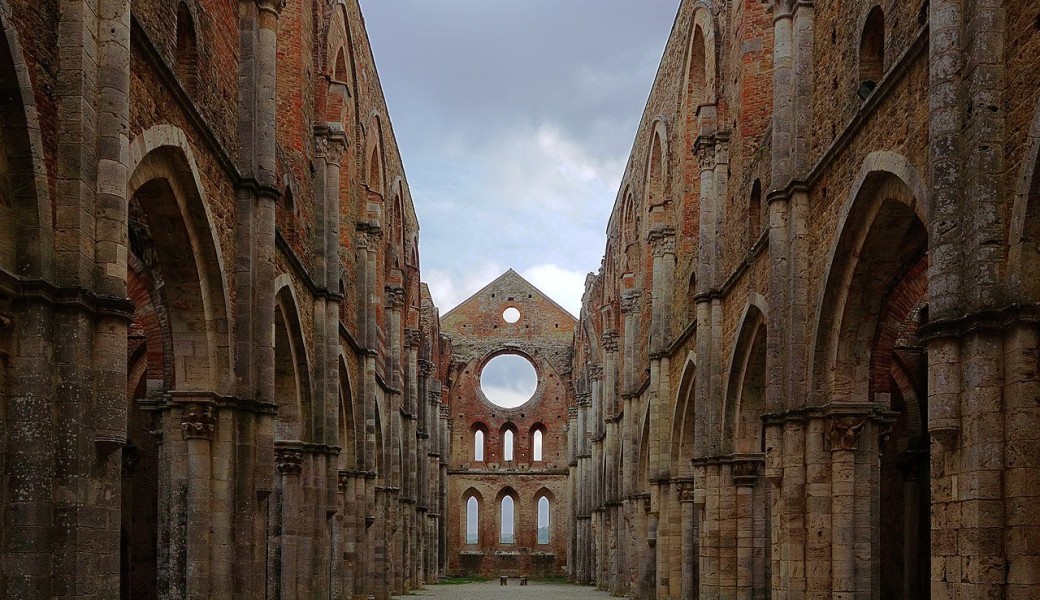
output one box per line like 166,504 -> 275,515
480,353 -> 538,408
502,307 -> 521,323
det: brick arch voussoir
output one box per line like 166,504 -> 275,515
868,255 -> 928,397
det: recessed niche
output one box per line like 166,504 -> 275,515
480,353 -> 538,408
502,307 -> 521,323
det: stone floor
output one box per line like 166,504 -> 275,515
394,580 -> 614,599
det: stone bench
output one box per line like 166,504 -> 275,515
519,576 -> 528,586
499,575 -> 508,585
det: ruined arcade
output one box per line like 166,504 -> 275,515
0,0 -> 1038,598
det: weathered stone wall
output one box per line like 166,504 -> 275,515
572,1 -> 1040,599
0,0 -> 443,598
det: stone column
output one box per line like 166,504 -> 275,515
829,417 -> 865,600
677,480 -> 698,600
181,404 -> 217,600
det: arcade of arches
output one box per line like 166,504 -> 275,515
0,0 -> 1038,599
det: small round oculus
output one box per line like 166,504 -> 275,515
502,307 -> 521,323
480,353 -> 537,408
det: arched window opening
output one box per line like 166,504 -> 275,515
282,185 -> 295,215
537,496 -> 550,544
532,429 -> 543,461
750,179 -> 762,242
368,144 -> 382,194
686,26 -> 707,117
859,6 -> 885,98
333,47 -> 348,83
500,496 -> 515,543
466,497 -> 479,544
176,3 -> 199,94
474,429 -> 485,462
503,429 -> 514,462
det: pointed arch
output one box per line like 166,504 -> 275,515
722,299 -> 768,455
858,6 -> 885,91
176,2 -> 199,94
809,152 -> 927,403
0,12 -> 52,278
645,119 -> 670,216
127,126 -> 233,394
670,352 -> 697,473
274,278 -> 313,442
683,5 -> 718,125
1008,94 -> 1040,300
496,487 -> 519,544
338,353 -> 359,469
365,116 -> 385,196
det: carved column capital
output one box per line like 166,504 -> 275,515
676,480 -> 696,503
404,328 -> 422,348
385,286 -> 406,310
647,227 -> 676,257
602,330 -> 620,352
587,365 -> 604,382
418,359 -> 435,377
276,448 -> 304,475
731,459 -> 762,487
695,138 -> 716,171
620,292 -> 641,315
256,0 -> 285,17
338,470 -> 352,493
356,222 -> 382,249
828,417 -> 867,451
181,405 -> 216,440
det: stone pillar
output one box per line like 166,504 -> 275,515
829,417 -> 865,600
678,480 -> 698,600
181,404 -> 217,600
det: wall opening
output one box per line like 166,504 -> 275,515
859,6 -> 885,97
500,496 -> 515,544
474,429 -> 485,462
176,2 -> 199,94
480,353 -> 538,408
503,429 -> 514,462
466,496 -> 479,545
537,496 -> 550,544
532,429 -> 543,461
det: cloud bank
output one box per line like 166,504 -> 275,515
361,0 -> 678,316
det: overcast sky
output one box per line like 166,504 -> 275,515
361,1 -> 679,316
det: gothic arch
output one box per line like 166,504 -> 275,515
683,4 -> 718,118
645,119 -> 671,215
274,277 -> 313,442
670,352 -> 697,474
0,11 -> 52,277
809,153 -> 927,403
722,298 -> 768,455
1007,94 -> 1040,300
365,115 -> 385,196
127,126 -> 233,394
338,353 -> 359,469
